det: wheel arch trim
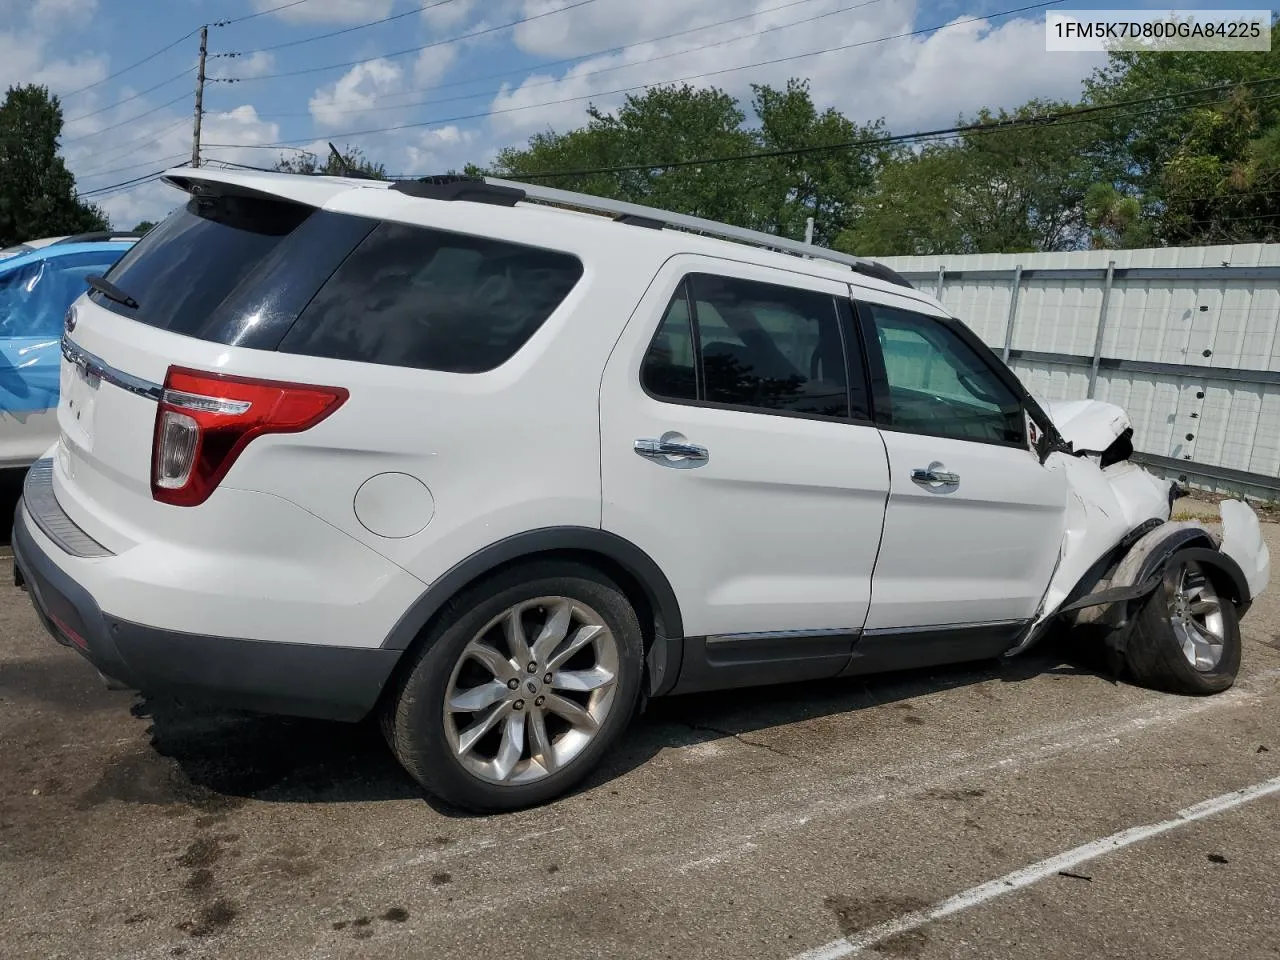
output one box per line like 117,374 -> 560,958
1107,522 -> 1252,622
380,526 -> 685,668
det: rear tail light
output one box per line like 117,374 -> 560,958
151,366 -> 348,507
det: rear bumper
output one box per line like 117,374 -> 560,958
12,501 -> 402,721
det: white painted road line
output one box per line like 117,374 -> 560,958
790,774 -> 1280,960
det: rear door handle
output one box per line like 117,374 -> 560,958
635,437 -> 709,463
912,464 -> 959,485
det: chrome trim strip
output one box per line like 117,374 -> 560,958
61,336 -> 163,402
707,628 -> 859,645
22,459 -> 114,559
861,619 -> 1028,637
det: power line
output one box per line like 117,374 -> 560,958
77,153 -> 190,185
213,0 -> 312,27
62,93 -> 192,145
201,156 -> 279,172
253,0 -> 847,117
79,169 -> 176,199
67,117 -> 192,173
62,26 -> 203,99
255,0 -> 890,119
218,0 -> 461,56
64,67 -> 194,124
209,0 -> 1075,147
216,0 -> 606,82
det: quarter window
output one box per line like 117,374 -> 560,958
864,302 -> 1023,445
642,273 -> 866,420
280,222 -> 584,373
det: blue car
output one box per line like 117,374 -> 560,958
0,234 -> 138,471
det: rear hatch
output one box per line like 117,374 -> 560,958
52,170 -> 388,550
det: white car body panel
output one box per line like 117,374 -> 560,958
867,430 -> 1069,630
599,255 -> 890,638
1047,399 -> 1132,453
1033,453 -> 1173,629
1220,498 -> 1272,600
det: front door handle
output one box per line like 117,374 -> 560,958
635,437 -> 709,463
912,463 -> 959,485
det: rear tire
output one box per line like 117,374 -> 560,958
1124,555 -> 1241,695
381,560 -> 644,812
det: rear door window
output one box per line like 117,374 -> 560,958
277,221 -> 584,373
641,273 -> 866,420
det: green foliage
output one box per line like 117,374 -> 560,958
274,144 -> 386,179
0,84 -> 108,247
132,220 -> 156,234
1083,23 -> 1280,245
488,81 -> 887,244
841,100 -> 1100,255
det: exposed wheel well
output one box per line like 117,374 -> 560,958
378,538 -> 682,704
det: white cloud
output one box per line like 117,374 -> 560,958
400,124 -> 477,175
0,3 -> 107,96
251,0 -> 394,24
423,0 -> 478,30
413,44 -> 459,88
309,58 -> 405,127
30,0 -> 97,28
488,0 -> 1099,141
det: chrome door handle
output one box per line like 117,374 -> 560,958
912,465 -> 959,485
635,438 -> 709,462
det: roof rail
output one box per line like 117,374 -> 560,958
486,176 -> 892,275
392,173 -> 914,288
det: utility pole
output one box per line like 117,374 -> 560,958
191,25 -> 207,168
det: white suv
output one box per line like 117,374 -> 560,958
13,169 -> 1271,811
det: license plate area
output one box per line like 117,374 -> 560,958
61,359 -> 100,450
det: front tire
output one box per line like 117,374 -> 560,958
1124,556 -> 1241,695
381,561 -> 644,812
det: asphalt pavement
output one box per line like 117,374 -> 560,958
2,495 -> 1278,960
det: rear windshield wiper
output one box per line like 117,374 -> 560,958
86,274 -> 139,310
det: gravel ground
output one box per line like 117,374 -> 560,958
1,486 -> 1278,960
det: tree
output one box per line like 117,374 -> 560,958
489,84 -> 760,225
0,84 -> 107,247
1083,23 -> 1280,244
487,81 -> 891,244
132,220 -> 155,234
274,144 -> 386,178
842,100 -> 1098,256
747,80 -> 888,246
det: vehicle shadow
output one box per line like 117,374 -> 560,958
133,630 -> 1107,816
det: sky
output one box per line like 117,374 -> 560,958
0,0 -> 1261,228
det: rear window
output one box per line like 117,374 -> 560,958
94,192 -> 314,336
277,221 -> 584,374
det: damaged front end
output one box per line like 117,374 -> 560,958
1008,400 -> 1271,658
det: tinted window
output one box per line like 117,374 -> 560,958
94,192 -> 314,336
865,303 -> 1023,444
642,274 -> 862,419
278,221 -> 584,374
0,251 -> 123,338
640,286 -> 698,401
